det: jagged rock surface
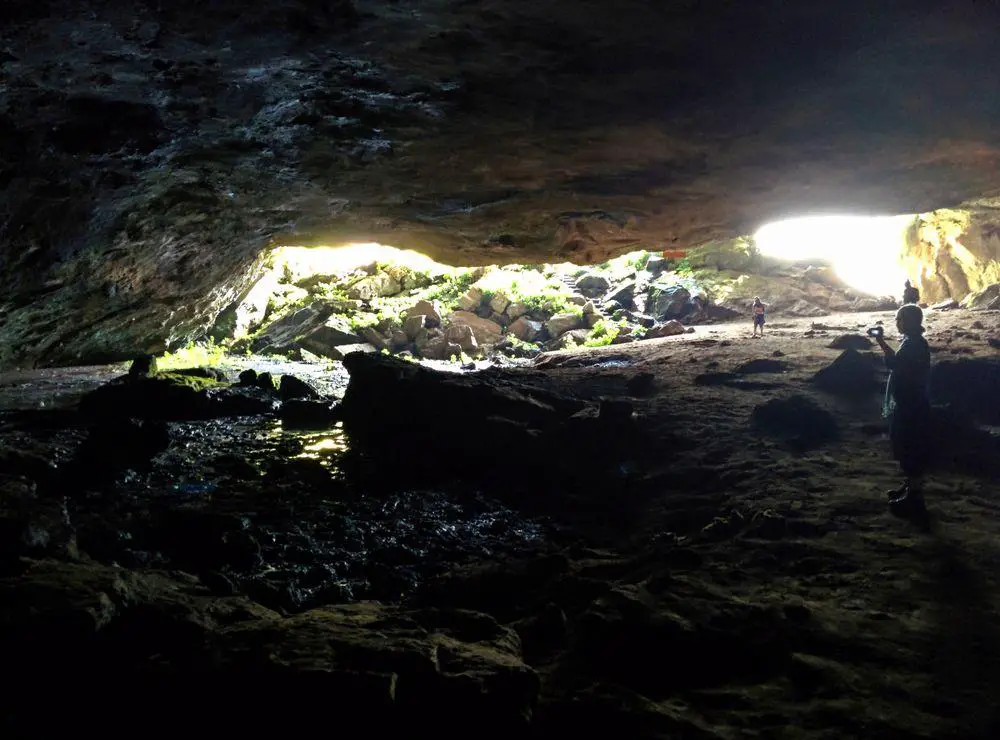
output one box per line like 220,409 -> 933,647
3,2 -> 1000,367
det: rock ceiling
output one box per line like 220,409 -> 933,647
2,0 -> 1000,367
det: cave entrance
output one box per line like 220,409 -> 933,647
753,214 -> 916,298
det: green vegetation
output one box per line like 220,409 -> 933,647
422,269 -> 478,311
583,318 -> 622,347
157,340 -> 227,370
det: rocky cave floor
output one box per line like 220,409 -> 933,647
3,307 -> 1000,737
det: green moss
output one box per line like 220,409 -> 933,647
153,372 -> 223,392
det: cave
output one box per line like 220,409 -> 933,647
4,2 -> 1000,737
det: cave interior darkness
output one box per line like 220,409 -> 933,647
5,1 -> 1000,737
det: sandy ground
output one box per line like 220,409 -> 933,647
493,306 -> 1000,737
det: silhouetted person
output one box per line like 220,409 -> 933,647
751,296 -> 767,338
902,279 -> 919,305
874,304 -> 931,524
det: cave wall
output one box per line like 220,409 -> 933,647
4,1 -> 1000,368
903,202 -> 1000,303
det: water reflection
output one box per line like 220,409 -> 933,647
294,425 -> 348,466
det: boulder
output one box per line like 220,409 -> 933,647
812,349 -> 879,396
389,331 -> 411,352
645,255 -> 667,273
576,272 -> 611,298
420,336 -> 464,360
644,320 -> 686,338
647,284 -> 691,319
414,327 -> 442,352
299,317 -> 363,357
404,299 -> 442,328
508,317 -> 543,342
404,314 -> 428,341
458,287 -> 485,311
250,304 -> 331,354
548,329 -> 589,350
931,298 -> 959,311
444,323 -> 479,353
278,374 -> 320,401
324,343 -> 379,361
602,280 -> 636,309
359,326 -> 389,350
448,311 -> 503,345
827,334 -> 873,350
545,311 -> 583,338
488,292 -> 511,315
506,302 -> 529,321
347,272 -> 402,300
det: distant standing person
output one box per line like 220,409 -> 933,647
902,279 -> 920,305
873,303 -> 931,525
751,296 -> 767,338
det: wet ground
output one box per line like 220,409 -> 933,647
0,353 -> 549,613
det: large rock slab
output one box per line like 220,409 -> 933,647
0,559 -> 538,735
448,311 -> 503,345
299,317 -> 363,357
545,312 -> 583,338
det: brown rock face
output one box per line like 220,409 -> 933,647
3,1 -> 1000,367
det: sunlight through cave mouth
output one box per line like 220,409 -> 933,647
187,212 -> 937,369
753,214 -> 916,298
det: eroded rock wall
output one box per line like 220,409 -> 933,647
904,201 -> 1000,303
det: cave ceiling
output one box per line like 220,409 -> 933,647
2,0 -> 1000,367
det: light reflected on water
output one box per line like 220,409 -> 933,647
292,424 -> 348,466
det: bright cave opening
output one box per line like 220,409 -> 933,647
754,214 -> 915,298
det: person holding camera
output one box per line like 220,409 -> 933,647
870,303 -> 932,522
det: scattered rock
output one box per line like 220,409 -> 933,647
449,311 -> 503,345
238,369 -> 257,386
752,395 -> 838,450
645,255 -> 667,273
647,284 -> 691,319
812,349 -> 879,396
960,283 -> 1000,309
576,273 -> 611,298
931,298 -> 959,311
299,317 -> 363,358
826,334 -> 873,350
405,300 -> 442,328
506,302 -> 529,321
458,287 -> 485,311
545,312 -> 583,338
404,314 -> 428,341
602,280 -> 636,309
347,272 -> 402,300
488,292 -> 511,314
444,323 -> 478,354
644,320 -> 686,339
420,336 -> 464,360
